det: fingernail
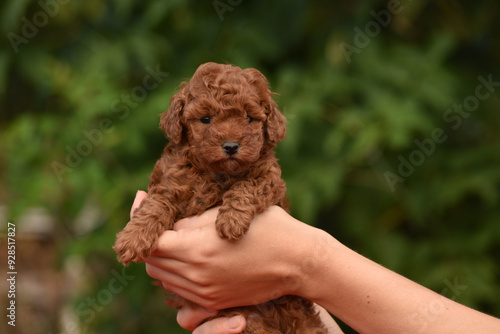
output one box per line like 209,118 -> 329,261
226,315 -> 243,329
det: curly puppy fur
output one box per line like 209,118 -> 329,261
113,62 -> 327,333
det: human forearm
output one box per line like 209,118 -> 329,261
299,233 -> 500,334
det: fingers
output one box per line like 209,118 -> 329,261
192,315 -> 246,334
145,261 -> 193,290
315,304 -> 345,334
174,207 -> 220,231
142,207 -> 221,260
145,254 -> 186,275
152,222 -> 220,260
176,304 -> 218,331
130,190 -> 148,219
145,262 -> 209,306
150,228 -> 203,260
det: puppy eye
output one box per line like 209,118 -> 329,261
246,116 -> 253,123
200,116 -> 211,124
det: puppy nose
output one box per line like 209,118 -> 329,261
223,142 -> 239,156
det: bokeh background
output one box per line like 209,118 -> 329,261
1,0 -> 499,333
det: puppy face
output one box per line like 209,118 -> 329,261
162,63 -> 286,175
184,91 -> 267,174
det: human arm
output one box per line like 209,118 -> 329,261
129,191 -> 342,333
304,234 -> 500,333
143,195 -> 500,333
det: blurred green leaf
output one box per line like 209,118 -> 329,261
2,1 -> 500,333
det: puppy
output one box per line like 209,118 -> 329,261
113,62 -> 327,333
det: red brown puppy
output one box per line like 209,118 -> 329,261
114,62 -> 327,333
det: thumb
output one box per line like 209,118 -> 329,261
193,315 -> 246,334
130,190 -> 148,219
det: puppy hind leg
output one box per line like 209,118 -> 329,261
243,317 -> 281,334
296,328 -> 329,334
220,311 -> 281,334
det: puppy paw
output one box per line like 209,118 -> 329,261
113,225 -> 158,265
215,208 -> 252,241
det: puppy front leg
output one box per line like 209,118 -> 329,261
216,189 -> 256,240
216,175 -> 286,240
113,194 -> 175,265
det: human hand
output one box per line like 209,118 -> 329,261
130,190 -> 341,333
192,315 -> 246,334
130,191 -> 248,333
143,203 -> 329,310
177,301 -> 342,334
176,302 -> 246,334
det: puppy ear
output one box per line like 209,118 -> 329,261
265,101 -> 286,144
160,87 -> 185,144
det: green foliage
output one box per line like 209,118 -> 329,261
1,0 -> 499,333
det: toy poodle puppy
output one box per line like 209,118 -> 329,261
113,62 -> 327,333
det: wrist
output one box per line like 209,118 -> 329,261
295,229 -> 341,303
291,226 -> 346,307
248,206 -> 342,305
271,210 -> 341,302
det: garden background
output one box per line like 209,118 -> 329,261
1,0 -> 499,333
